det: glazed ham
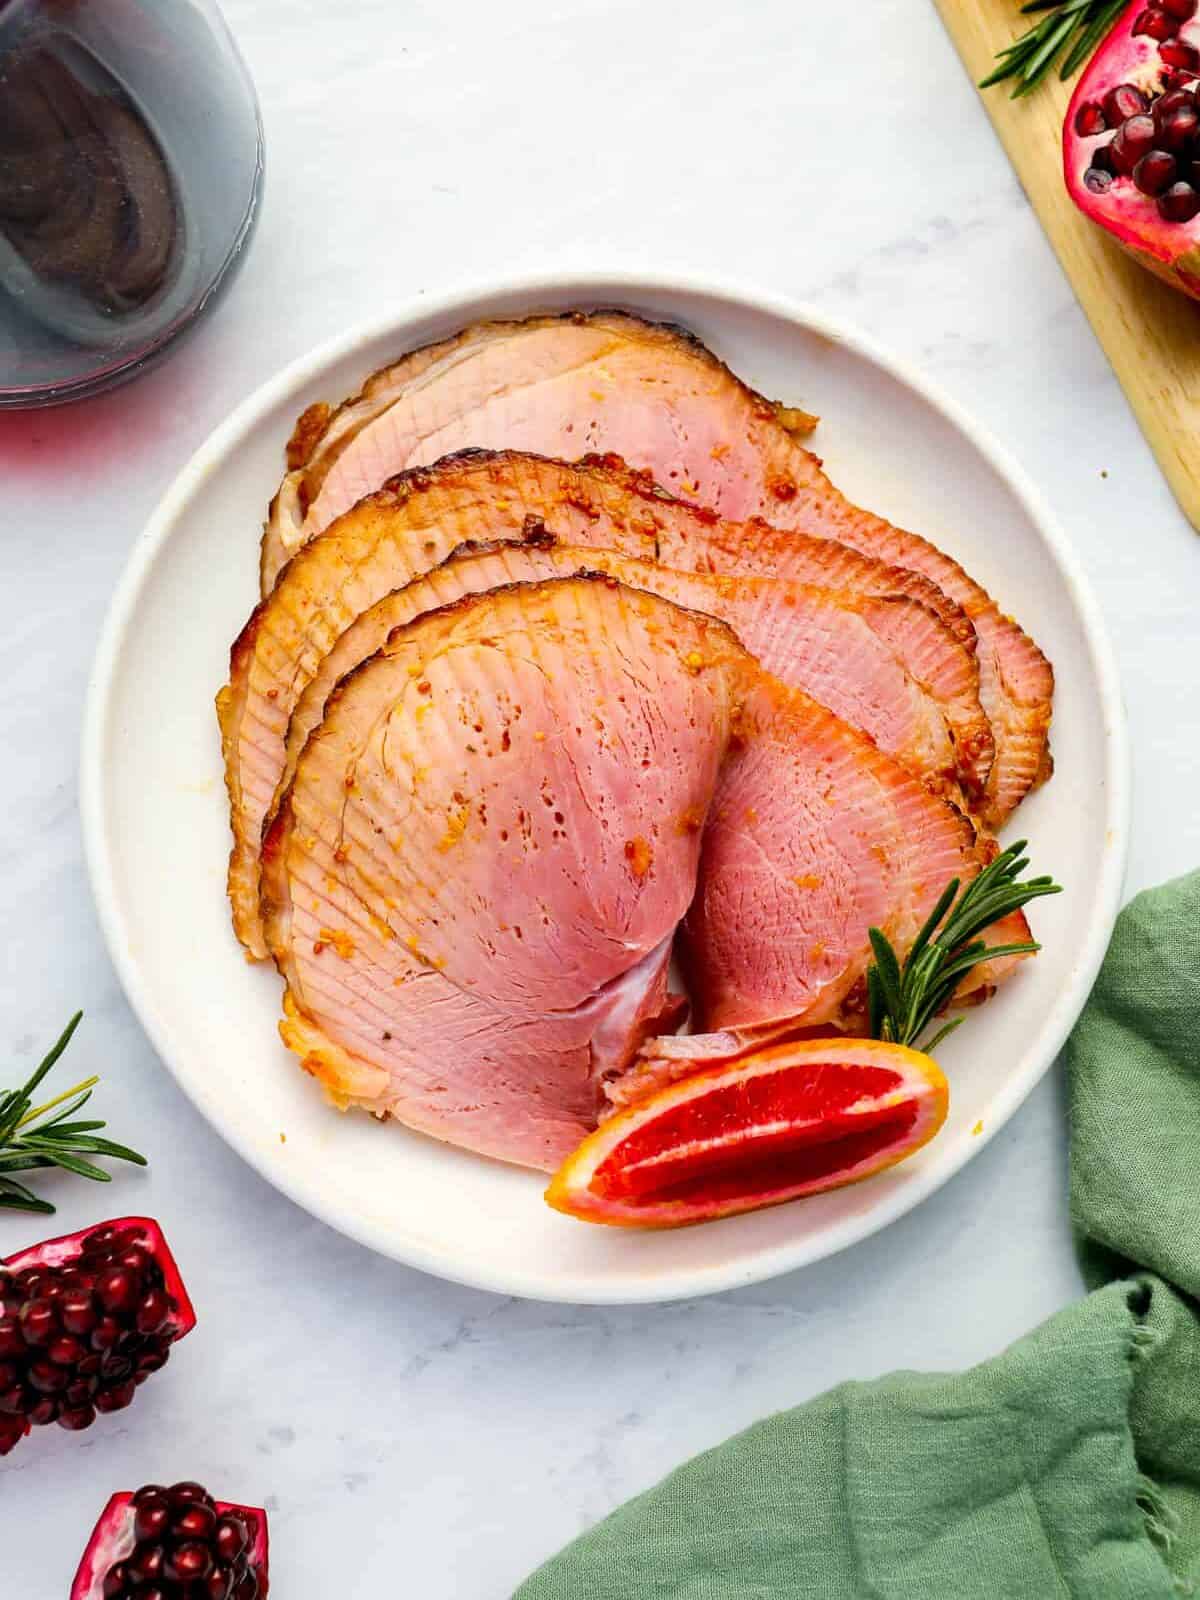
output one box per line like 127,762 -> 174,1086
284,540 -> 979,822
263,312 -> 1052,826
222,451 -> 988,958
261,578 -> 985,1170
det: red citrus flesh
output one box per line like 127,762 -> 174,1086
546,1038 -> 948,1228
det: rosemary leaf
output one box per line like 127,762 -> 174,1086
0,1014 -> 147,1214
0,1180 -> 55,1214
35,1151 -> 112,1183
865,844 -> 1061,1053
981,0 -> 1125,97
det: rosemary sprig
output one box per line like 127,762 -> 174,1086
981,0 -> 1126,97
0,1013 -> 147,1215
866,842 -> 1061,1053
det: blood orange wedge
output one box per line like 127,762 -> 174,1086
545,1038 -> 948,1228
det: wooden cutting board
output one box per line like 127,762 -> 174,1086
933,0 -> 1200,531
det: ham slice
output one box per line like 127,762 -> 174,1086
284,540 -> 981,825
262,312 -> 1051,826
261,578 -> 985,1170
222,451 -> 988,958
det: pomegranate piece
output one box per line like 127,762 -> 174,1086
71,1486 -> 269,1600
1065,0 -> 1200,299
0,1217 -> 194,1457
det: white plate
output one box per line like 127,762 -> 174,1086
81,272 -> 1129,1304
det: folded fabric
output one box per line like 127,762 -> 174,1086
516,871 -> 1200,1599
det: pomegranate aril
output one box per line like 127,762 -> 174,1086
1134,149 -> 1179,192
1111,114 -> 1159,172
206,1566 -> 235,1600
93,1379 -> 137,1412
95,1268 -> 138,1316
0,1316 -> 23,1356
20,1297 -> 59,1344
215,1517 -> 250,1563
1075,100 -> 1108,136
136,1288 -> 170,1334
1159,179 -> 1200,217
47,1333 -> 87,1366
90,1316 -> 121,1351
1085,167 -> 1115,192
1154,86 -> 1196,119
167,1541 -> 215,1583
1103,83 -> 1149,123
27,1397 -> 58,1425
1134,6 -> 1180,36
1160,0 -> 1198,17
60,1291 -> 99,1336
58,1401 -> 96,1430
132,1543 -> 166,1582
1156,102 -> 1200,148
1162,40 -> 1200,69
0,1384 -> 27,1413
102,1562 -> 131,1599
28,1357 -> 70,1393
234,1570 -> 260,1600
176,1501 -> 220,1540
171,1480 -> 217,1508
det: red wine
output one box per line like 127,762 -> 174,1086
0,36 -> 182,330
0,1 -> 261,406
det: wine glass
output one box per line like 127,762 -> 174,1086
0,0 -> 263,407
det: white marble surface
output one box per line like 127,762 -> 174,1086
2,0 -> 1198,1592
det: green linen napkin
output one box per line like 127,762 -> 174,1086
516,871 -> 1200,1599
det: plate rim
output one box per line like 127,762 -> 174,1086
80,267 -> 1131,1304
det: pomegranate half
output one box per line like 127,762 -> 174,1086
72,1484 -> 269,1600
0,1216 -> 196,1456
1065,0 -> 1200,297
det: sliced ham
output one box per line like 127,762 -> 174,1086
283,539 -> 980,824
261,578 -> 986,1170
222,451 -> 988,958
263,312 -> 1051,826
